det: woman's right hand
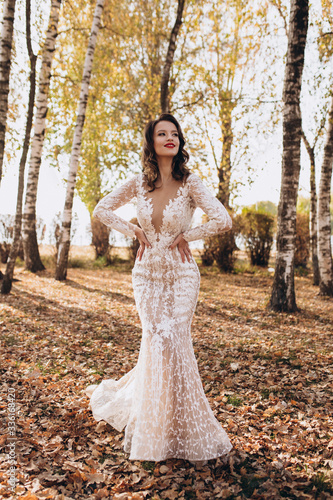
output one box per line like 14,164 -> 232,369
135,226 -> 151,261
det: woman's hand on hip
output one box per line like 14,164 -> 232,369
135,227 -> 151,261
169,233 -> 192,263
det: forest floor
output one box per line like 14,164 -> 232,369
0,253 -> 332,499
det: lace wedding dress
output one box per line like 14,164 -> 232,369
85,173 -> 233,462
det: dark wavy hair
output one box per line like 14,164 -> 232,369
141,113 -> 190,191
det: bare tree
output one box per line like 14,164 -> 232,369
269,0 -> 309,312
22,0 -> 62,272
55,0 -> 106,281
1,0 -> 37,294
0,0 -> 17,184
160,0 -> 186,113
318,94 -> 333,296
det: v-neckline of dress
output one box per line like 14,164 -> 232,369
142,178 -> 186,235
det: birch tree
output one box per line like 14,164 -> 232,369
160,0 -> 186,113
55,0 -> 105,281
315,0 -> 333,295
187,0 -> 273,271
318,94 -> 333,296
22,0 -> 62,272
49,0 -> 185,267
1,0 -> 37,294
301,131 -> 320,285
0,0 -> 17,184
297,0 -> 333,287
269,0 -> 309,312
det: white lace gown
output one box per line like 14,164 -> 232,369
85,173 -> 233,462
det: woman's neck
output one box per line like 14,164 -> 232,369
157,157 -> 173,184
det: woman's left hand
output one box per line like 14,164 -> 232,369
169,233 -> 192,263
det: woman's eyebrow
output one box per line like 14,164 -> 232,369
156,128 -> 178,133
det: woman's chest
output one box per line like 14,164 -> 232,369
137,187 -> 195,235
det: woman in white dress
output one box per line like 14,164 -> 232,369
86,113 -> 233,463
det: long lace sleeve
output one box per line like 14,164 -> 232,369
93,175 -> 138,238
183,174 -> 232,242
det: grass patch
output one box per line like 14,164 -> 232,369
141,461 -> 155,473
261,388 -> 270,400
233,261 -> 257,275
68,257 -> 90,269
93,255 -> 112,268
227,394 -> 243,407
295,266 -> 310,277
306,472 -> 333,496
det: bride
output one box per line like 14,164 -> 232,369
86,113 -> 233,463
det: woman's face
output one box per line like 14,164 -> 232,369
153,120 -> 180,159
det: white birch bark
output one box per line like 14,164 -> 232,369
55,0 -> 106,281
318,94 -> 333,296
1,0 -> 37,294
0,0 -> 17,184
269,0 -> 309,312
301,131 -> 320,286
22,0 -> 62,272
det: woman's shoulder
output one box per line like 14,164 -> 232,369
185,172 -> 203,187
126,172 -> 144,187
112,173 -> 143,196
135,171 -> 146,189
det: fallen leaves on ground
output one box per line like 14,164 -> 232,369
0,262 -> 332,499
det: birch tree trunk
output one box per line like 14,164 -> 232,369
301,131 -> 320,286
55,0 -> 105,281
0,0 -> 17,184
22,0 -> 62,272
214,96 -> 237,272
318,94 -> 333,296
160,0 -> 185,113
1,0 -> 37,294
269,0 -> 309,312
217,98 -> 235,209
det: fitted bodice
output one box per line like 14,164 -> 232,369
93,172 -> 232,249
143,180 -> 185,234
136,179 -> 197,247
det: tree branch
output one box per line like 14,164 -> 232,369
160,0 -> 186,113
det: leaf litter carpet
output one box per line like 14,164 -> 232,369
0,265 -> 332,499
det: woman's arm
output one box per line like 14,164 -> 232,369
182,174 -> 232,242
93,175 -> 139,238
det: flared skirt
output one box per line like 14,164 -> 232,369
86,253 -> 232,461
